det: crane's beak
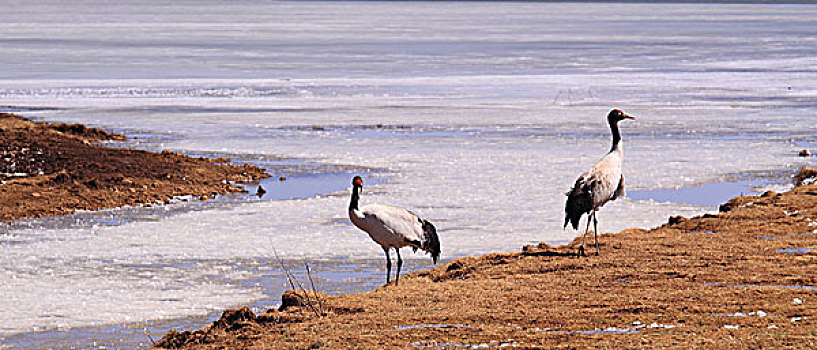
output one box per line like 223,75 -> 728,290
623,113 -> 635,120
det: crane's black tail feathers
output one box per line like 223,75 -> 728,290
564,186 -> 592,231
420,219 -> 441,264
564,214 -> 580,230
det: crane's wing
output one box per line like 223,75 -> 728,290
564,173 -> 596,230
359,204 -> 425,243
612,174 -> 625,200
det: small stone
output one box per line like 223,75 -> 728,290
793,297 -> 804,305
757,310 -> 767,317
31,192 -> 42,198
719,201 -> 736,213
200,195 -> 209,201
794,167 -> 817,186
212,306 -> 257,331
52,171 -> 72,184
668,215 -> 686,225
279,176 -> 287,181
761,190 -> 777,197
279,290 -> 306,311
799,149 -> 811,157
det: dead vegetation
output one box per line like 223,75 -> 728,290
156,290 -> 362,349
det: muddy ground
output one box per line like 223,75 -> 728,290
158,174 -> 817,349
0,113 -> 267,221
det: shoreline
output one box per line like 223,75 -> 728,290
157,170 -> 817,349
1,113 -> 814,348
0,113 -> 268,222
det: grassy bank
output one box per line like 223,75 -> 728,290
158,174 -> 817,349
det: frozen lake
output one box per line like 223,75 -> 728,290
1,0 -> 816,347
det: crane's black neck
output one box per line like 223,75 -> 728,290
609,119 -> 622,153
349,185 -> 361,211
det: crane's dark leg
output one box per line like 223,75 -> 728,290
578,213 -> 591,257
384,248 -> 392,285
395,248 -> 403,286
592,211 -> 600,256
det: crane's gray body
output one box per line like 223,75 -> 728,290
563,109 -> 633,256
350,204 -> 431,252
564,146 -> 626,230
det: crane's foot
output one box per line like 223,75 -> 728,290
576,246 -> 586,257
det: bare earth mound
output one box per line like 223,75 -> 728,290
159,175 -> 817,349
0,113 -> 267,221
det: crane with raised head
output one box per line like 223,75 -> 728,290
564,109 -> 635,257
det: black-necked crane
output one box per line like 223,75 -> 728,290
564,109 -> 635,257
348,176 -> 440,286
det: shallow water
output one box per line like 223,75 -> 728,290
629,180 -> 761,208
395,323 -> 471,330
2,0 -> 817,347
703,282 -> 817,291
546,327 -> 642,335
772,247 -> 815,254
241,172 -> 381,202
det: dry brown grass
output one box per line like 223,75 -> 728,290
158,183 -> 817,349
